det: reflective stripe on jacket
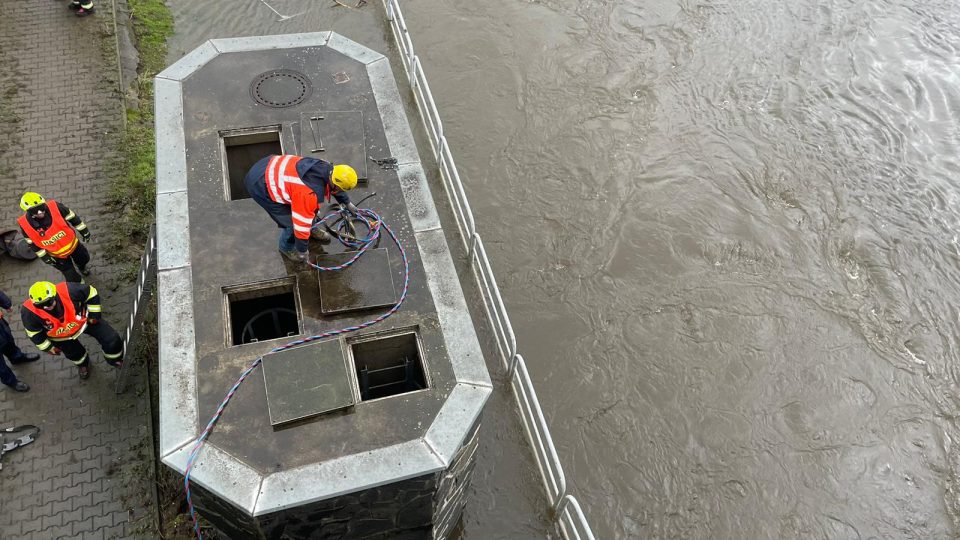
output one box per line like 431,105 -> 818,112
264,155 -> 321,241
22,282 -> 86,341
17,200 -> 78,258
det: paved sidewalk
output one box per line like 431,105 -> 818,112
0,2 -> 158,539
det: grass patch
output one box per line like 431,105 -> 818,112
107,0 -> 174,268
105,2 -> 206,538
111,3 -> 217,538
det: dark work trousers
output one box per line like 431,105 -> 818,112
0,318 -> 22,387
56,319 -> 123,367
244,167 -> 298,252
49,242 -> 91,283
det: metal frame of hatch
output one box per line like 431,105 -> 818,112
345,326 -> 432,403
221,275 -> 303,348
218,124 -> 285,201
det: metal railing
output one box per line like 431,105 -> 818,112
115,225 -> 157,394
382,2 -> 597,538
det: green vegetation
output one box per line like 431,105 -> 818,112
108,0 -> 174,264
104,2 -> 206,538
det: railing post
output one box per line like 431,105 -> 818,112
386,0 -> 395,21
552,486 -> 570,514
467,232 -> 479,263
507,352 -> 521,382
409,55 -> 419,88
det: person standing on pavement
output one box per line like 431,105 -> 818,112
68,0 -> 95,17
243,154 -> 359,264
20,281 -> 123,380
17,192 -> 93,283
0,289 -> 37,392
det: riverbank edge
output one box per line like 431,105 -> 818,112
107,0 -> 204,538
108,0 -> 173,272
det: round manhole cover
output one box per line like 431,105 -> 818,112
250,70 -> 312,108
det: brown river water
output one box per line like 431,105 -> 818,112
166,0 -> 960,538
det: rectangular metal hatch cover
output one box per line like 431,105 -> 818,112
298,110 -> 367,179
316,247 -> 397,314
262,339 -> 356,427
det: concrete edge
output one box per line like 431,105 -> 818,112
154,78 -> 187,194
415,229 -> 492,387
423,383 -> 492,463
253,439 -> 445,516
154,32 -> 492,517
367,57 -> 421,166
211,32 -> 332,54
327,32 -> 387,65
157,267 -> 199,456
156,191 -> 191,270
396,162 -> 441,232
163,442 -> 264,514
157,41 -> 219,82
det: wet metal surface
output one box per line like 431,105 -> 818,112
262,339 -> 356,426
161,4 -> 531,537
156,28 -> 495,531
177,42 -> 454,472
317,247 -> 397,315
298,110 -> 369,178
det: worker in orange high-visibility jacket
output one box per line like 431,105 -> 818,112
17,192 -> 93,283
67,0 -> 94,16
20,281 -> 123,380
243,154 -> 359,263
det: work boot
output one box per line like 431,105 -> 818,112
12,382 -> 29,392
10,353 -> 39,365
78,364 -> 90,379
279,249 -> 306,264
68,1 -> 81,9
310,228 -> 331,244
75,6 -> 95,16
79,265 -> 91,276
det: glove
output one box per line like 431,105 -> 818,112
87,317 -> 100,325
345,202 -> 359,216
40,254 -> 55,265
47,347 -> 61,356
80,229 -> 91,242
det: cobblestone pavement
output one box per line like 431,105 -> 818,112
0,1 -> 158,539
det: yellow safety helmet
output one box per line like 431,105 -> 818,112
331,164 -> 358,191
29,281 -> 57,305
20,192 -> 46,211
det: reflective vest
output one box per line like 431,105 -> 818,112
264,155 -> 324,241
18,201 -> 79,258
22,283 -> 86,341
265,155 -> 305,205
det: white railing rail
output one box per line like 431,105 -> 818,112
382,2 -> 597,538
115,225 -> 157,394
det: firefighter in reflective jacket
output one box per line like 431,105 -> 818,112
20,281 -> 123,380
18,192 -> 92,283
243,155 -> 358,263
